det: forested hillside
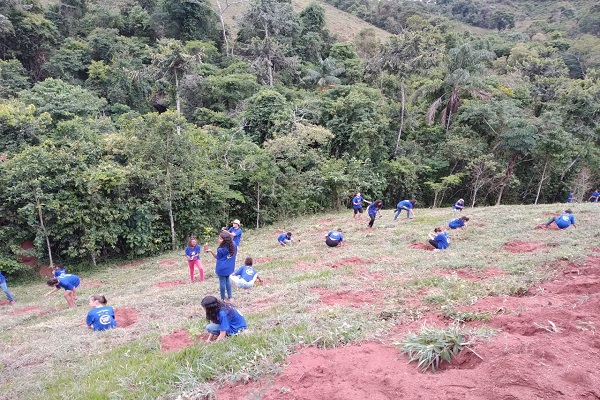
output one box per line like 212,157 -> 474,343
1,0 -> 599,270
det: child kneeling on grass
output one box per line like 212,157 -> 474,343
428,227 -> 450,250
230,257 -> 262,289
86,295 -> 117,331
201,296 -> 247,342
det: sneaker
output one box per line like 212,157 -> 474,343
9,300 -> 15,305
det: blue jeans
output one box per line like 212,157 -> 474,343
394,207 -> 410,220
218,275 -> 232,300
205,323 -> 222,335
1,281 -> 14,302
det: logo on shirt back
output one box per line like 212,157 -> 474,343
99,314 -> 112,325
246,267 -> 255,276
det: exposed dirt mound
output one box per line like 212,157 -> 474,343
502,241 -> 545,252
12,306 -> 43,315
118,261 -> 144,269
19,240 -> 36,267
156,280 -> 187,288
311,288 -> 384,306
216,256 -> 600,400
408,242 -> 434,251
534,223 -> 560,230
0,300 -> 14,306
328,257 -> 369,268
37,265 -> 53,278
160,330 -> 210,352
114,307 -> 139,328
158,259 -> 180,267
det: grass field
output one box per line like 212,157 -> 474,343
1,202 -> 598,399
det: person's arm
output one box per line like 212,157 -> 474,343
205,248 -> 217,259
214,330 -> 227,341
45,287 -> 60,297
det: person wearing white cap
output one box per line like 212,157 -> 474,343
226,219 -> 243,247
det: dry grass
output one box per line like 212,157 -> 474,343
1,202 -> 598,399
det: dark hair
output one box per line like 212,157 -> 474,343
46,278 -> 59,286
286,232 -> 292,237
565,209 -> 572,214
244,257 -> 253,266
187,236 -> 197,247
373,199 -> 383,208
434,226 -> 443,233
201,295 -> 234,323
52,264 -> 64,270
218,231 -> 235,256
89,295 -> 107,305
460,216 -> 470,221
409,199 -> 417,206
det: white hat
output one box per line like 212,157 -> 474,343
232,219 -> 240,225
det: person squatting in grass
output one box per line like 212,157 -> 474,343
351,192 -> 371,219
184,236 -> 204,283
201,295 -> 247,342
428,227 -> 450,250
589,190 -> 600,203
45,274 -> 81,308
453,198 -> 465,212
367,199 -> 383,229
86,295 -> 117,331
543,209 -> 577,230
394,199 -> 416,220
226,219 -> 243,247
0,271 -> 15,304
205,231 -> 237,301
449,216 -> 469,230
325,228 -> 344,247
52,264 -> 66,278
278,231 -> 293,246
230,257 -> 262,289
567,192 -> 574,203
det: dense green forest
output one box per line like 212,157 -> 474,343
1,0 -> 599,270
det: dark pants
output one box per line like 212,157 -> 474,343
368,214 -> 376,228
326,237 -> 340,247
429,239 -> 439,249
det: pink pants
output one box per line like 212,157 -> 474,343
187,259 -> 204,282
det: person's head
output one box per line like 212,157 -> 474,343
373,199 -> 383,208
187,236 -> 197,247
565,209 -> 573,214
356,192 -> 361,197
458,198 -> 464,203
89,295 -> 107,307
244,257 -> 253,266
460,216 -> 470,221
434,226 -> 443,233
337,227 -> 342,232
201,295 -> 225,323
232,219 -> 240,227
218,230 -> 235,255
286,232 -> 292,238
52,264 -> 64,271
409,199 -> 417,206
46,278 -> 59,286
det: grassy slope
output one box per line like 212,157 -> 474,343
1,202 -> 598,399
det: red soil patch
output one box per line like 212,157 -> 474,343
160,330 -> 212,352
114,307 -> 139,328
157,259 -> 179,267
0,300 -> 14,306
19,240 -> 36,267
82,280 -> 104,288
311,288 -> 384,306
534,223 -> 560,230
38,265 -> 53,278
217,256 -> 600,400
408,242 -> 434,251
502,241 -> 545,253
12,306 -> 43,315
156,280 -> 187,288
118,261 -> 144,269
436,267 -> 505,282
328,257 -> 369,268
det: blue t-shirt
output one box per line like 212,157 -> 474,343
448,218 -> 465,229
228,227 -> 243,247
434,232 -> 450,249
278,233 -> 291,243
234,265 -> 257,282
86,306 -> 117,331
367,204 -> 381,216
592,191 -> 600,199
352,196 -> 364,209
0,272 -> 6,284
53,268 -> 66,278
217,308 -> 247,335
185,245 -> 201,260
215,246 -> 237,276
327,231 -> 344,242
56,274 -> 80,290
555,213 -> 575,229
567,193 -> 574,203
397,200 -> 412,209
453,200 -> 464,210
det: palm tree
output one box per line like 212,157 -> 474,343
304,57 -> 345,90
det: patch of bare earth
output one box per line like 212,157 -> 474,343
12,306 -> 43,315
216,256 -> 600,400
408,242 -> 434,251
114,307 -> 139,328
156,280 -> 187,288
157,259 -> 180,267
160,330 -> 209,352
502,241 -> 546,253
310,288 -> 384,307
118,261 -> 144,269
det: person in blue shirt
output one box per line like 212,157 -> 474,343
448,216 -> 469,230
0,272 -> 15,305
52,264 -> 66,278
201,295 -> 247,342
185,236 -> 204,283
86,295 -> 117,331
226,219 -> 243,247
230,257 -> 262,289
325,228 -> 344,247
367,199 -> 383,229
589,191 -> 599,202
453,199 -> 465,212
543,209 -> 577,230
428,227 -> 450,250
45,274 -> 81,308
566,192 -> 574,203
394,199 -> 416,220
278,232 -> 293,246
205,231 -> 237,301
351,192 -> 371,219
